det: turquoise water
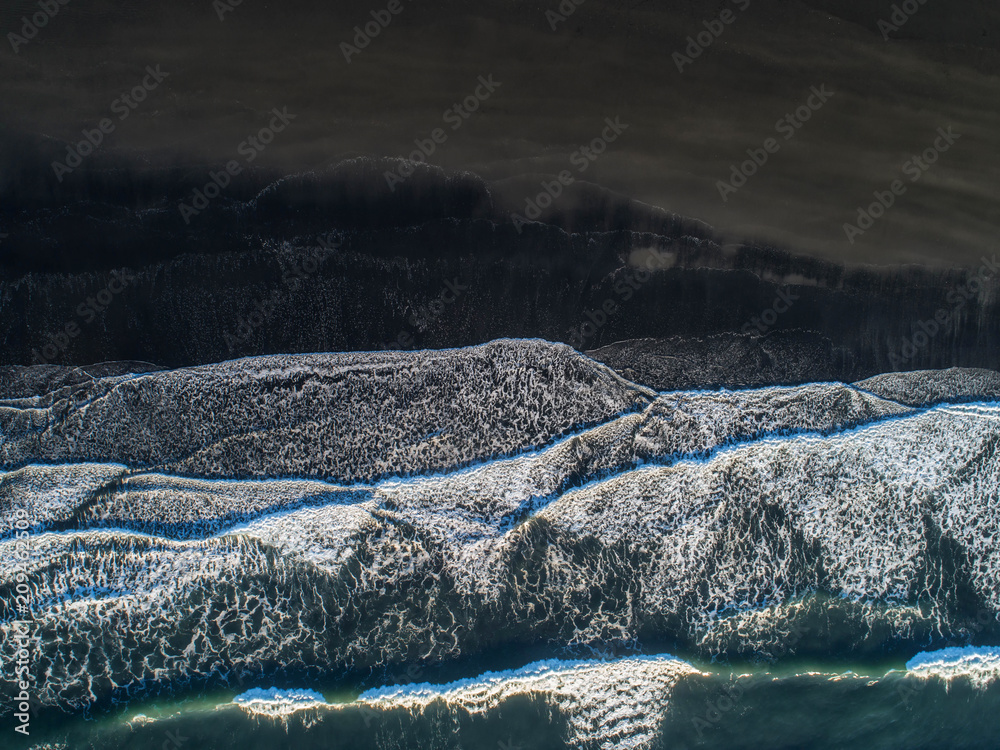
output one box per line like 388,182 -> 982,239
11,651 -> 1000,749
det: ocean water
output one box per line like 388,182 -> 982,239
3,341 -> 1000,749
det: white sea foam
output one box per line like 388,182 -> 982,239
358,656 -> 702,750
0,339 -> 654,484
3,363 -> 1000,714
906,646 -> 1000,688
232,687 -> 328,716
